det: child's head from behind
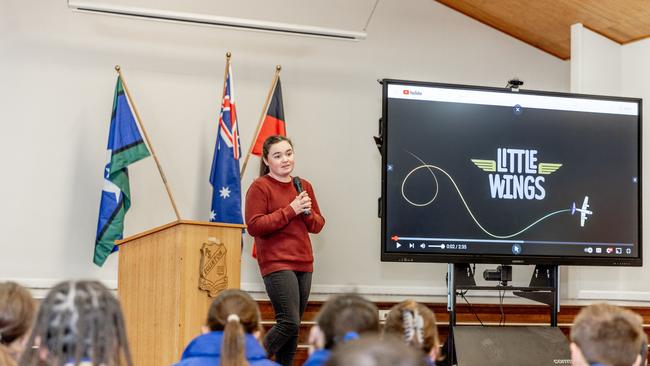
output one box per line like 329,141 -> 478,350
571,303 -> 644,366
206,289 -> 261,334
21,280 -> 132,366
207,289 -> 263,366
0,282 -> 35,358
325,335 -> 427,366
383,300 -> 439,360
316,293 -> 379,349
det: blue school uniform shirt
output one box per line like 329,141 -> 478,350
174,331 -> 279,366
303,349 -> 331,366
303,332 -> 360,366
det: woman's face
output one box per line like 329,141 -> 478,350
264,140 -> 294,180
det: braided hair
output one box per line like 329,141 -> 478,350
401,307 -> 425,346
383,300 -> 439,360
20,280 -> 132,366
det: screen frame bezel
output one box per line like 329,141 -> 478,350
379,79 -> 643,266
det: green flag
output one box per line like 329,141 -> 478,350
94,77 -> 150,266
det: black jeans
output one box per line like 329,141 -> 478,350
263,270 -> 312,366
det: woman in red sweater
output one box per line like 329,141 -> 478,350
245,135 -> 326,366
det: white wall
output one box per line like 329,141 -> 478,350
0,0 -> 570,298
570,23 -> 621,95
568,24 -> 650,301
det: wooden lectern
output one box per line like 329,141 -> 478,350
116,220 -> 244,366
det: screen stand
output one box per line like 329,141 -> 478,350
512,265 -> 560,326
446,263 -> 476,366
445,263 -> 560,366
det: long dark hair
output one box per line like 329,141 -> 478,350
206,289 -> 262,366
20,280 -> 133,366
259,135 -> 293,176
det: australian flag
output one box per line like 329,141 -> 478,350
209,65 -> 243,225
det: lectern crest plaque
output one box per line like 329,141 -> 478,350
199,237 -> 228,297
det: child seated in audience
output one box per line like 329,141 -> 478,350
175,288 -> 279,366
20,280 -> 133,366
570,302 -> 645,366
0,281 -> 36,366
304,293 -> 380,366
383,300 -> 440,366
324,335 -> 427,366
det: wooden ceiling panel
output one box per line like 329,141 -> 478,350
435,0 -> 650,59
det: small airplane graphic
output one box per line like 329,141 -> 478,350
571,196 -> 593,227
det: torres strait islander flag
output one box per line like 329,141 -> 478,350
252,78 -> 285,156
94,77 -> 150,266
209,64 -> 243,226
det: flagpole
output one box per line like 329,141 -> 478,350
240,65 -> 282,177
222,52 -> 231,93
217,51 -> 232,151
114,65 -> 182,221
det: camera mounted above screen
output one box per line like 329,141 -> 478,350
506,78 -> 524,91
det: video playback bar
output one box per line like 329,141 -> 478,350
388,235 -> 635,257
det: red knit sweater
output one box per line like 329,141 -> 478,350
245,175 -> 325,276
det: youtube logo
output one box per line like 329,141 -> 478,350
403,90 -> 409,95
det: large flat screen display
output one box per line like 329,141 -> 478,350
381,80 -> 642,266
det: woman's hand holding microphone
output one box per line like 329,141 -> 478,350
290,191 -> 312,215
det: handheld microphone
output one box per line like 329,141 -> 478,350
292,176 -> 311,215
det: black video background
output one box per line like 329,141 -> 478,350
385,98 -> 639,252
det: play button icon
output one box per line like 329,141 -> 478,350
396,242 -> 401,248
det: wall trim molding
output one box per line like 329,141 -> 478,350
2,278 -> 118,298
240,282 -> 526,302
9,278 -> 650,304
576,290 -> 650,302
241,282 -> 448,297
